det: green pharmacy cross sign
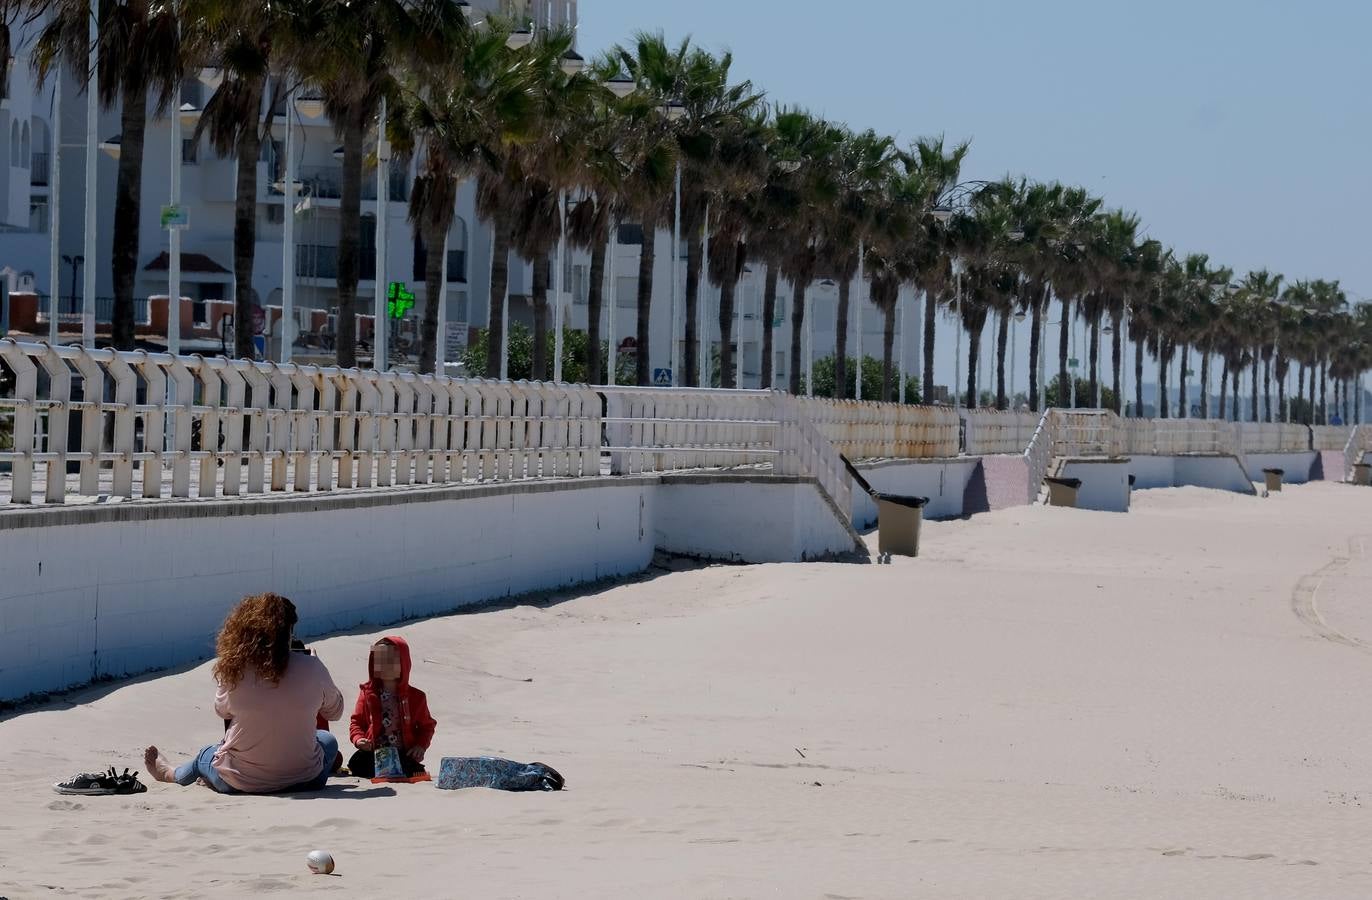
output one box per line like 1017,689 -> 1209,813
386,281 -> 415,319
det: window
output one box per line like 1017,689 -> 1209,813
29,199 -> 48,233
181,138 -> 199,165
616,223 -> 644,245
775,352 -> 785,377
615,275 -> 636,309
265,205 -> 284,225
448,289 -> 469,323
572,264 -> 588,304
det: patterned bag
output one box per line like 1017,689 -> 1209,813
436,757 -> 565,792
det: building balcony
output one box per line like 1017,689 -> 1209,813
30,152 -> 49,187
297,243 -> 376,282
269,164 -> 409,204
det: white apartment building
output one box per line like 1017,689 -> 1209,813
0,0 -> 919,392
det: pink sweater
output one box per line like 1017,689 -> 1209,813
212,654 -> 344,793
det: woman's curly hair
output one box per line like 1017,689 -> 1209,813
213,593 -> 299,689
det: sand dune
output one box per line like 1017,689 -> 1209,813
3,482 -> 1372,898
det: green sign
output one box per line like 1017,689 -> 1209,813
1067,357 -> 1079,369
160,204 -> 189,230
386,281 -> 415,319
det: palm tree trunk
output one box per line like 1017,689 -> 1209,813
484,206 -> 511,377
967,316 -> 984,409
1263,357 -> 1272,422
1250,355 -> 1259,423
531,258 -> 549,381
1319,361 -> 1328,425
789,279 -> 805,395
995,310 -> 1008,410
336,113 -> 365,367
760,266 -> 778,388
1297,363 -> 1307,423
232,76 -> 266,360
716,246 -> 739,390
881,304 -> 895,402
111,77 -> 148,351
683,226 -> 702,386
1058,298 -> 1070,408
1223,356 -> 1234,419
635,224 -> 656,386
1308,363 -> 1317,424
1178,344 -> 1189,417
1158,339 -> 1170,419
1110,310 -> 1122,414
1199,351 -> 1210,419
586,238 -> 606,384
922,288 -> 936,403
1133,335 -> 1144,416
1087,310 -> 1099,406
1275,356 -> 1287,421
1028,299 -> 1042,412
418,216 -> 446,375
834,278 -> 850,399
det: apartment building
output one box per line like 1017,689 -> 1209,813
0,0 -> 917,390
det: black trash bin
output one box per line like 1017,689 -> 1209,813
1262,467 -> 1284,495
1128,474 -> 1137,488
874,493 -> 929,560
1045,476 -> 1083,508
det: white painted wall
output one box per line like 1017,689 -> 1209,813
654,477 -> 859,563
850,458 -> 980,528
0,475 -> 858,702
1059,460 -> 1131,513
1243,452 -> 1317,484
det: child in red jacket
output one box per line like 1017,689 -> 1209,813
347,636 -> 437,779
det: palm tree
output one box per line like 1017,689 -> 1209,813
178,0 -> 308,358
818,128 -> 896,399
768,108 -> 843,395
34,0 -> 183,349
1233,270 -> 1281,421
389,23 -> 544,374
305,0 -> 468,367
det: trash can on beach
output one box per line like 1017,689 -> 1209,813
1353,463 -> 1372,486
875,493 -> 928,560
1262,468 -> 1284,495
1044,476 -> 1083,508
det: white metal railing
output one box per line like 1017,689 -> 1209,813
0,339 -> 601,504
1312,424 -> 1354,451
1053,408 -> 1126,458
1022,409 -> 1058,504
1233,422 -> 1309,455
798,397 -> 960,459
1342,425 -> 1372,481
1124,418 -> 1235,456
600,386 -> 851,518
962,409 -> 1041,456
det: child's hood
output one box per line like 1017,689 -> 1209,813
364,634 -> 413,690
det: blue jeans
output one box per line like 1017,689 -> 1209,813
175,730 -> 339,794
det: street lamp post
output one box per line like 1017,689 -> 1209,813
373,98 -> 389,371
48,70 -> 61,344
670,160 -> 681,385
898,284 -> 907,403
1011,309 -> 1025,409
81,4 -> 98,347
553,189 -> 566,381
854,238 -> 864,401
605,217 -> 617,385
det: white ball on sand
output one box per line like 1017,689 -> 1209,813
306,850 -> 335,875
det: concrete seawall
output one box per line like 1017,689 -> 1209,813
0,474 -> 860,703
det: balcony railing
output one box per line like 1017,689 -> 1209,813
273,164 -> 408,202
297,244 -> 376,281
36,295 -> 150,325
30,152 -> 49,186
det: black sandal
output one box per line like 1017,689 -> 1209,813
53,767 -> 148,796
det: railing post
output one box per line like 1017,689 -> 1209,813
69,349 -> 105,496
333,369 -> 359,489
266,364 -> 293,492
218,362 -> 246,496
240,363 -> 270,494
0,341 -> 37,503
287,365 -> 316,492
164,355 -> 195,498
314,368 -> 337,491
103,352 -> 137,498
193,356 -> 223,498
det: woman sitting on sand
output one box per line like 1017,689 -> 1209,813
144,593 -> 344,794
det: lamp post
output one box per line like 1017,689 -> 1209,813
898,284 -> 907,403
82,3 -> 98,347
605,217 -> 617,385
47,69 -> 61,344
664,98 -> 685,386
553,189 -> 566,381
1011,309 -> 1026,409
373,99 -> 391,370
854,238 -> 865,401
1098,322 -> 1113,409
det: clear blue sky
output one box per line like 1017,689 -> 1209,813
580,0 -> 1371,302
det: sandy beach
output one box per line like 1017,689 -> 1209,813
3,482 -> 1372,898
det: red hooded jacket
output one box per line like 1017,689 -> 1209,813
349,635 -> 437,751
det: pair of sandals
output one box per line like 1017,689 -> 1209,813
53,767 -> 148,796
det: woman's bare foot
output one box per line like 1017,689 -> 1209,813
143,746 -> 177,784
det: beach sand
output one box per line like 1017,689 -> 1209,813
3,481 -> 1372,898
